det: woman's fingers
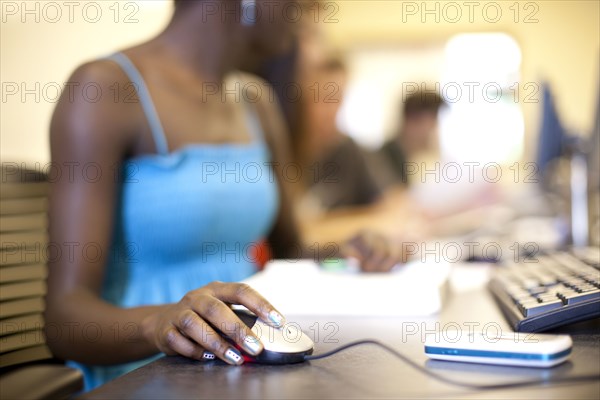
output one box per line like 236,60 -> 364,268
208,282 -> 286,328
151,282 -> 289,366
156,325 -> 210,361
172,307 -> 245,365
189,294 -> 264,357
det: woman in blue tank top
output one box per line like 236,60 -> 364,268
45,0 -> 401,391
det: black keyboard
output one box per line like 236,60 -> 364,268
489,248 -> 600,332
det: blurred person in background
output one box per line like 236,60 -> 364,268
296,56 -> 382,215
254,2 -> 412,258
46,0 -> 403,391
373,92 -> 445,189
371,91 -> 501,234
259,46 -> 425,252
256,3 -> 422,254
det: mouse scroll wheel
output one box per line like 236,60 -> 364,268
286,325 -> 299,335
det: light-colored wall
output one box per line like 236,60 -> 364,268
322,0 -> 600,158
1,0 -> 173,165
1,0 -> 598,164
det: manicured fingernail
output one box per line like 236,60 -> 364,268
202,352 -> 215,360
242,335 -> 263,356
224,348 -> 243,365
268,310 -> 286,327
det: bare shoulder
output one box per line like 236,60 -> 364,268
66,58 -> 134,104
70,58 -> 126,83
51,58 -> 137,155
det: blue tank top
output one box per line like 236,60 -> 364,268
71,52 -> 280,390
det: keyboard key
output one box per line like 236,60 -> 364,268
528,286 -> 547,295
577,285 -> 598,293
564,290 -> 600,305
510,293 -> 531,302
565,277 -> 587,285
521,278 -> 539,289
506,285 -> 527,296
552,252 -> 590,271
557,290 -> 578,304
521,300 -> 564,317
538,275 -> 558,286
493,250 -> 600,332
572,247 -> 600,267
582,275 -> 600,286
517,300 -> 538,315
538,293 -> 560,302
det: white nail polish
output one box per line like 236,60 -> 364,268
268,310 -> 286,327
242,335 -> 263,355
224,348 -> 243,365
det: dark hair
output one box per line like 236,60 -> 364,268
173,0 -> 196,9
403,92 -> 445,118
318,56 -> 347,74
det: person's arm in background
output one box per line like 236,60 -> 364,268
304,138 -> 428,269
45,62 -> 285,367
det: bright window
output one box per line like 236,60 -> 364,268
438,33 -> 524,164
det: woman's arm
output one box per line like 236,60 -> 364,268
45,60 -> 165,364
45,62 -> 284,366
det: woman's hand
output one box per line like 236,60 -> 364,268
342,230 -> 408,272
141,282 -> 285,365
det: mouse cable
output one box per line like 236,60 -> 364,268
303,339 -> 600,390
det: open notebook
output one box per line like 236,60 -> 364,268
243,259 -> 451,317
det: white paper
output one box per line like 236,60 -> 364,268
242,259 -> 451,317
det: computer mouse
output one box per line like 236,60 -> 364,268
226,308 -> 314,364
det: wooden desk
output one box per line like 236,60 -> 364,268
82,284 -> 600,399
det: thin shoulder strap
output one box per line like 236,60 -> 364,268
237,74 -> 266,143
243,101 -> 265,143
105,52 -> 169,155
